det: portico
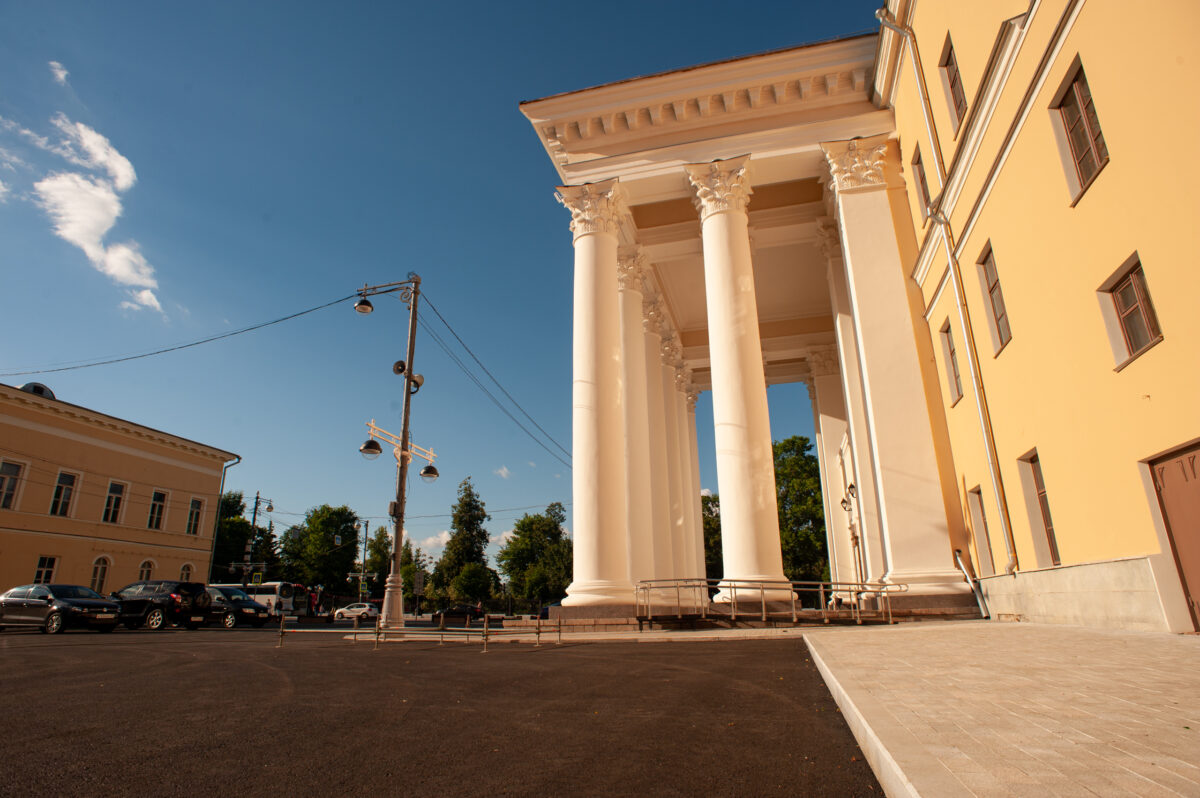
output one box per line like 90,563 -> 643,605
522,33 -> 971,610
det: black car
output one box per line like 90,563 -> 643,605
431,604 -> 486,626
0,584 -> 120,633
111,580 -> 212,630
208,586 -> 271,628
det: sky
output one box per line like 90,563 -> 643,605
0,1 -> 882,564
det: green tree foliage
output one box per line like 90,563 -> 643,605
211,491 -> 260,582
362,526 -> 392,599
397,536 -> 431,603
497,502 -> 572,605
774,435 -> 828,583
432,478 -> 493,596
277,505 -> 361,592
251,521 -> 281,580
701,494 -> 722,580
451,562 -> 496,604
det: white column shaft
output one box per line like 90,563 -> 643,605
643,323 -> 674,579
619,255 -> 654,584
660,359 -> 685,578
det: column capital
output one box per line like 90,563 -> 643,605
661,331 -> 683,366
686,387 -> 700,411
684,155 -> 752,221
556,179 -> 627,240
617,245 -> 651,293
642,295 -> 667,335
816,217 -> 842,262
820,135 -> 890,194
808,344 -> 840,377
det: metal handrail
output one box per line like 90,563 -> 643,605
635,578 -> 908,626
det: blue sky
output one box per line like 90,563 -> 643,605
0,1 -> 881,562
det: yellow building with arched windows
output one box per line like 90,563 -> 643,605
521,0 -> 1199,632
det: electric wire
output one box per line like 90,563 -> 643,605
421,293 -> 571,459
0,294 -> 357,377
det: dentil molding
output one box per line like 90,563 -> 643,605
685,155 -> 752,221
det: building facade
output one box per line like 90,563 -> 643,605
520,0 -> 1198,632
0,382 -> 238,594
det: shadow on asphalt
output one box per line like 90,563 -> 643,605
0,632 -> 880,797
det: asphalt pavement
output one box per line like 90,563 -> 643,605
0,627 -> 880,797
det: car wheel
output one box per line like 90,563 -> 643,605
335,611 -> 345,620
223,613 -> 237,629
44,612 -> 65,634
145,608 -> 166,631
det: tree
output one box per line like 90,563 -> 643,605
277,505 -> 361,593
451,562 -> 496,604
497,502 -> 572,605
210,491 -> 259,582
432,478 -> 492,596
364,526 -> 393,598
251,521 -> 281,580
774,435 -> 828,583
701,494 -> 722,580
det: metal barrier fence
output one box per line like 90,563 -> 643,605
273,612 -> 563,652
634,578 -> 909,626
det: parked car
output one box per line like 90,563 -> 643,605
431,604 -> 485,626
0,584 -> 120,633
206,586 -> 271,628
111,580 -> 211,630
333,603 -> 379,621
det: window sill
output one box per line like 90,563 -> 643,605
1113,335 -> 1163,373
949,394 -> 963,409
992,337 -> 1011,359
1068,159 -> 1109,208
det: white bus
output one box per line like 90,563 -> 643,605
210,581 -> 308,617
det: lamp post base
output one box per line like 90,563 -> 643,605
380,574 -> 406,628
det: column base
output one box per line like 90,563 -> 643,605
563,579 -> 636,606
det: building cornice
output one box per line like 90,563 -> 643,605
0,384 -> 237,463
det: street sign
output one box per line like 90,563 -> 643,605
252,572 -> 263,585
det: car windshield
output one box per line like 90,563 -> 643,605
48,585 -> 103,600
220,588 -> 252,601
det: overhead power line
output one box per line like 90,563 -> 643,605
0,294 -> 356,377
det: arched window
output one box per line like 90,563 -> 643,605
138,560 -> 153,580
91,557 -> 110,594
180,563 -> 192,581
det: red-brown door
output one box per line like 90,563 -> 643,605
1152,442 -> 1200,631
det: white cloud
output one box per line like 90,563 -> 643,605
419,531 -> 452,551
527,461 -> 536,468
51,114 -> 136,191
494,465 -> 511,479
49,61 -> 69,86
493,529 -> 515,545
0,146 -> 26,172
0,179 -> 7,202
700,488 -> 713,497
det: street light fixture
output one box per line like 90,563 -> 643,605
354,273 -> 436,629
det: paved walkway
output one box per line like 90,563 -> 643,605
803,621 -> 1200,798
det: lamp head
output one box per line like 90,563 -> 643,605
266,502 -> 274,513
409,374 -> 424,394
354,297 -> 374,314
392,360 -> 407,376
359,439 -> 383,460
419,464 -> 439,482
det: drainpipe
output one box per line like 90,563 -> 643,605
955,548 -> 990,618
208,454 -> 241,580
876,8 -> 947,182
931,213 -> 1018,574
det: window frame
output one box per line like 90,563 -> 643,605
939,36 -> 968,130
186,498 -> 204,536
1019,451 -> 1061,568
102,481 -> 127,525
34,555 -> 57,584
976,243 -> 1012,354
49,470 -> 81,518
138,560 -> 154,581
911,145 -> 931,220
91,556 -> 111,594
0,458 -> 27,511
939,319 -> 964,406
147,489 -> 168,530
966,487 -> 996,577
180,563 -> 193,581
1097,253 -> 1164,370
1049,59 -> 1109,203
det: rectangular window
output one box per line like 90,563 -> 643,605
1029,455 -> 1060,566
49,472 -> 77,517
911,146 -> 931,218
966,488 -> 996,577
1056,66 -> 1108,190
148,491 -> 167,530
0,460 -> 22,510
940,40 -> 967,125
34,556 -> 56,584
939,321 -> 963,404
102,482 -> 125,524
979,246 -> 1012,349
186,499 -> 203,536
1112,264 -> 1161,357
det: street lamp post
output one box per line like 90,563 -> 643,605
355,274 -> 439,629
244,491 -> 273,587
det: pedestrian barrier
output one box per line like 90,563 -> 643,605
272,612 -> 563,651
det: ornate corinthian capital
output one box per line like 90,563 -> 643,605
808,345 -> 840,377
556,179 -> 626,240
642,296 -> 665,335
816,217 -> 842,262
820,136 -> 889,193
617,245 -> 650,293
684,155 -> 752,221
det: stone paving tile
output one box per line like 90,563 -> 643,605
803,622 -> 1200,798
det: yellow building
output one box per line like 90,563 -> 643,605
520,0 -> 1198,632
0,382 -> 238,593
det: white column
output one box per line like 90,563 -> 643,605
660,334 -> 686,578
673,371 -> 697,578
557,180 -> 634,606
685,156 -> 787,597
686,389 -> 705,580
807,346 -> 856,591
618,246 -> 655,584
821,136 -> 967,597
642,297 -> 675,580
